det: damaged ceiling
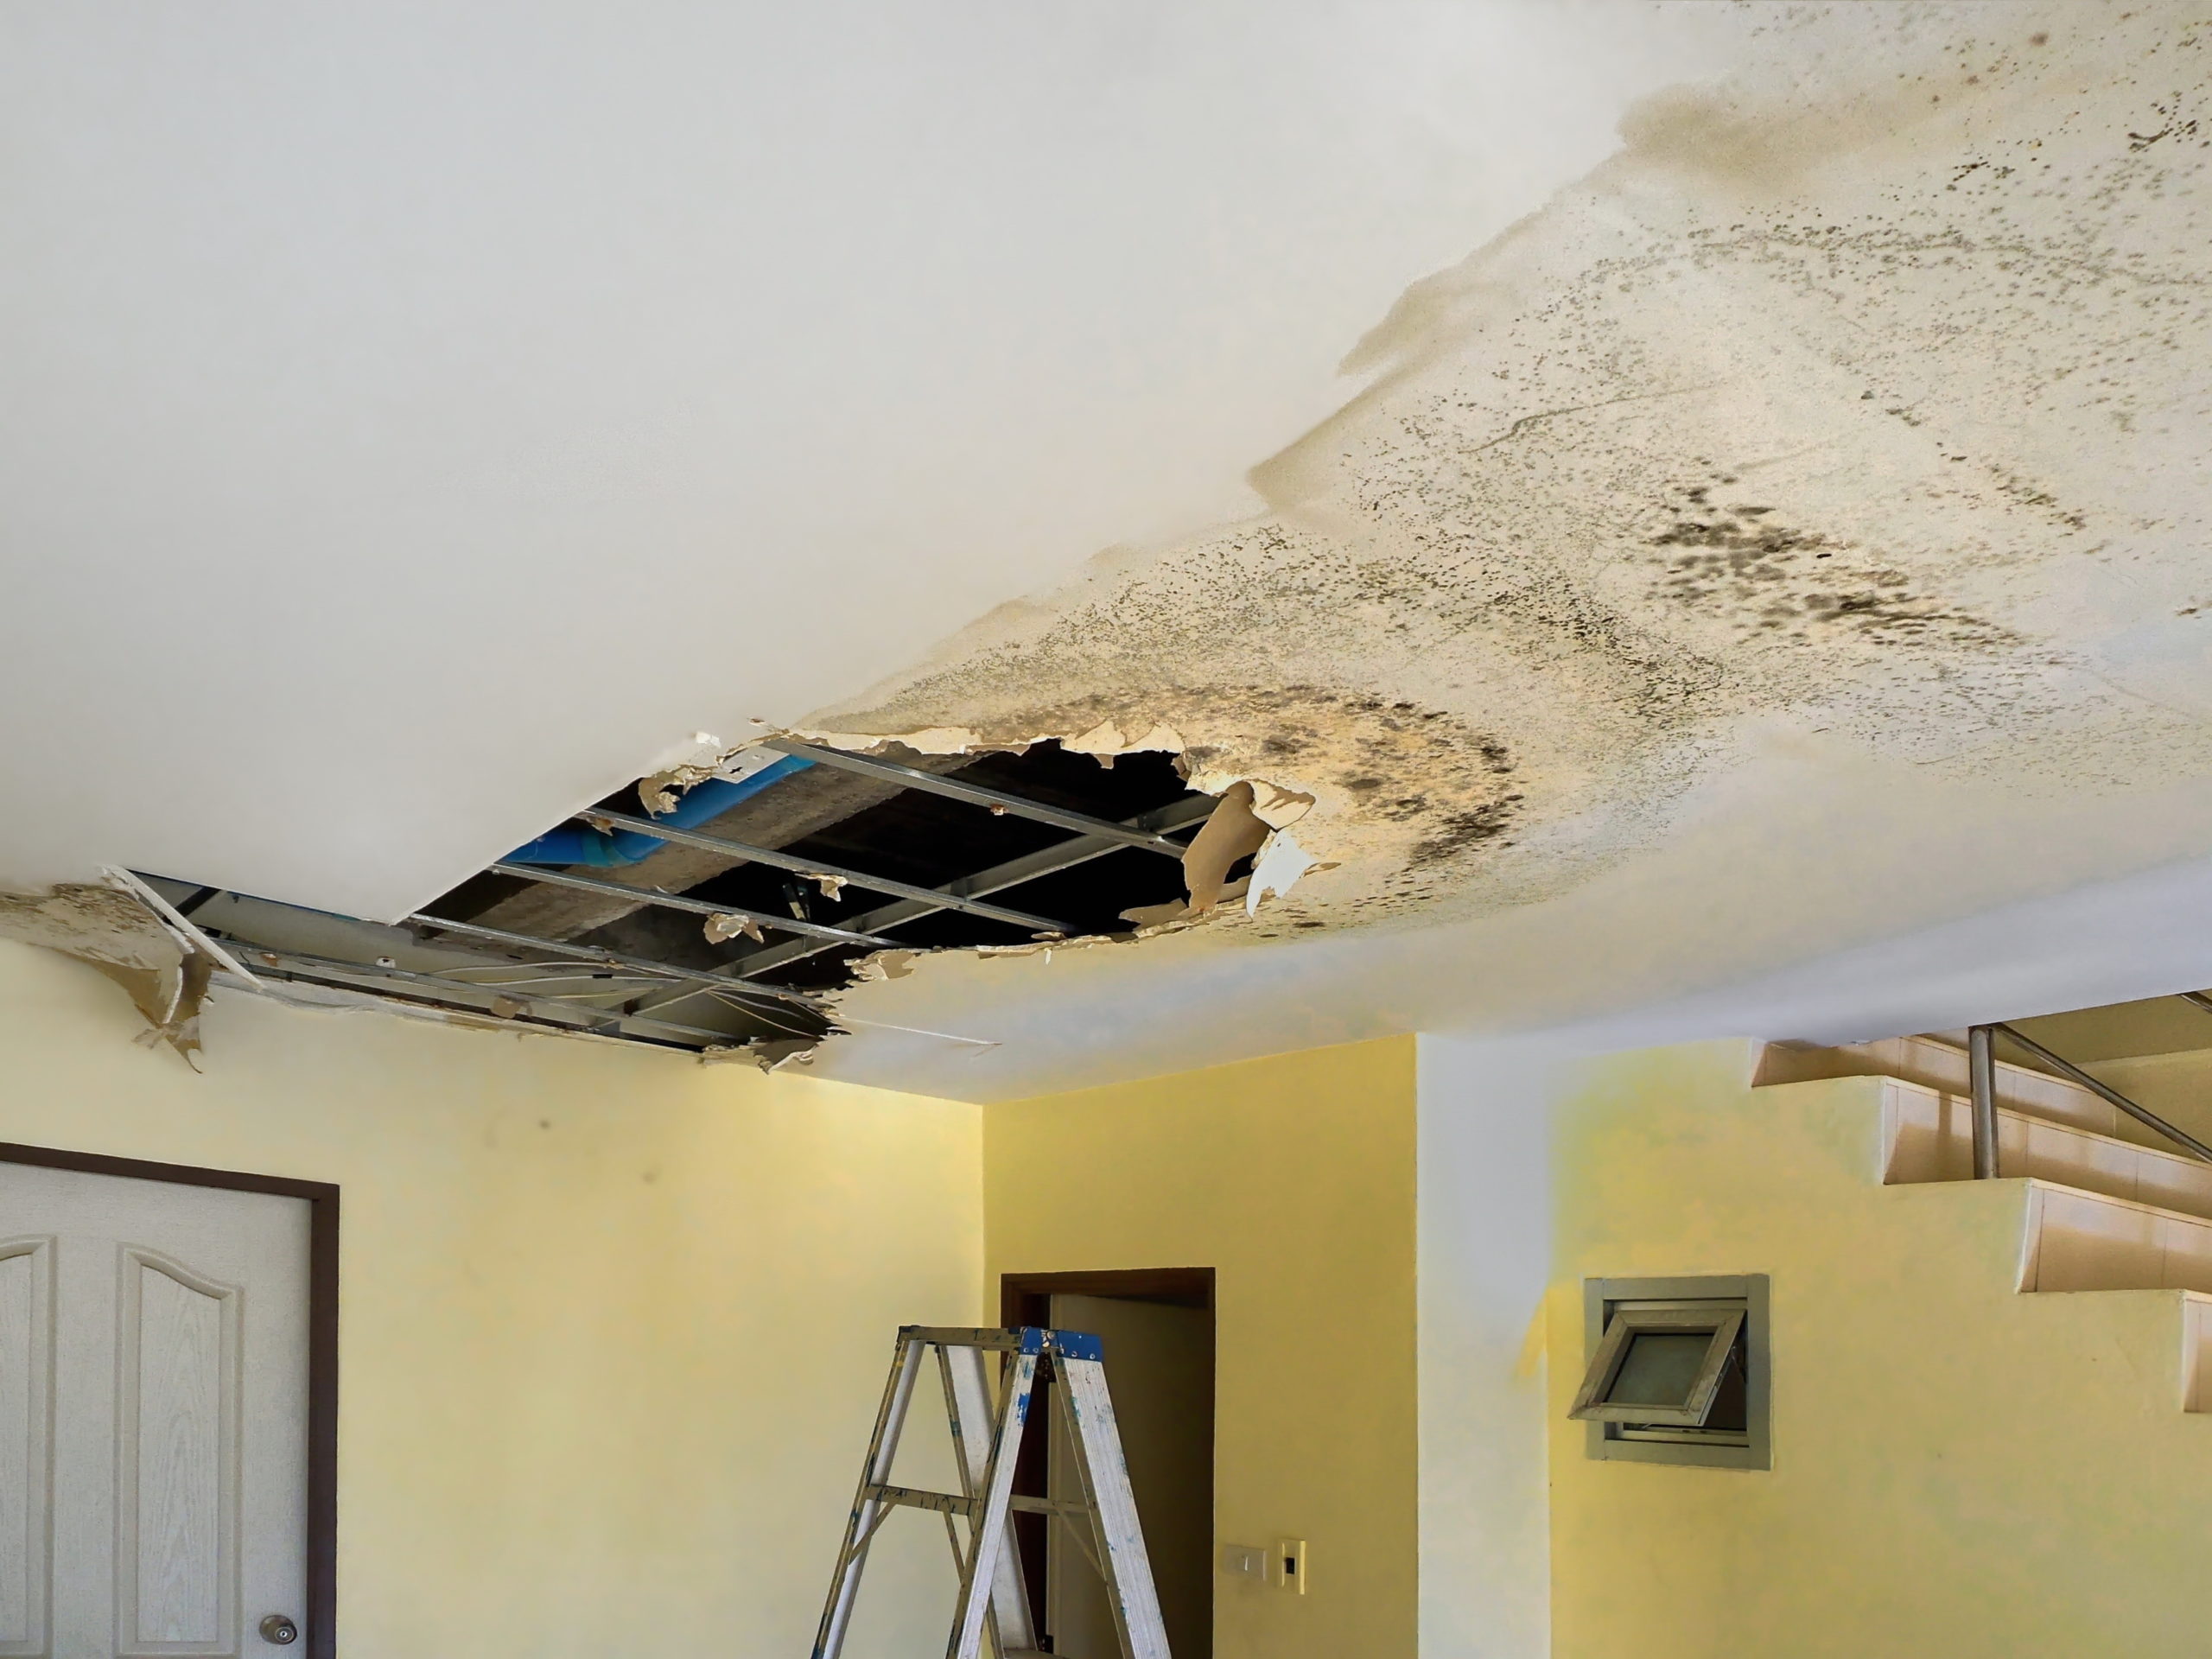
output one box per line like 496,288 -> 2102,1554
10,3 -> 2212,1097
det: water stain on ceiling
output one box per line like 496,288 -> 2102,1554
806,0 -> 2212,959
9,2 -> 2210,1079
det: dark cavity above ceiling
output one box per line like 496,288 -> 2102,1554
148,740 -> 1215,1059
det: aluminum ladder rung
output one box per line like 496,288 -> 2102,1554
865,1482 -> 1103,1522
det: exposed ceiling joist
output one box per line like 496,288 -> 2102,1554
763,740 -> 1191,856
634,791 -> 1217,1011
583,808 -> 1066,935
485,861 -> 899,950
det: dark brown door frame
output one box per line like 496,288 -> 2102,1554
0,1141 -> 340,1659
1000,1268 -> 1214,1655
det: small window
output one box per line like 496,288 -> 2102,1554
1575,1275 -> 1769,1470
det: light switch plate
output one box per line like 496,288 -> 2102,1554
1276,1537 -> 1308,1594
1219,1543 -> 1268,1582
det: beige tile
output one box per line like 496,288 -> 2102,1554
2031,1187 -> 2164,1291
2163,1216 -> 2212,1293
1933,1093 -> 1977,1181
2023,1118 -> 2139,1205
2003,1067 -> 2112,1134
2188,1300 -> 2212,1413
2134,1148 -> 2212,1221
1883,1085 -> 1942,1183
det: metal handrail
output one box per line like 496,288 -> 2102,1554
1967,1019 -> 2212,1176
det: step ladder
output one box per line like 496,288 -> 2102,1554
810,1325 -> 1171,1659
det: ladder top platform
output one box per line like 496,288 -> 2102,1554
899,1324 -> 1105,1362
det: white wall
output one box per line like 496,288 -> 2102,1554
1415,1034 -> 1559,1658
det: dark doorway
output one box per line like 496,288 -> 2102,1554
1002,1268 -> 1214,1659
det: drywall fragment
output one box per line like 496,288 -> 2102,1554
704,912 -> 766,944
0,882 -> 213,1061
852,950 -> 920,982
101,867 -> 263,986
796,724 -> 989,756
1182,782 -> 1271,913
488,994 -> 528,1020
1,882 -> 175,972
1065,719 -> 1128,757
1119,899 -> 1188,929
643,742 -> 791,812
117,949 -> 213,1065
813,874 -> 849,900
1247,782 -> 1316,830
1245,832 -> 1324,917
1121,875 -> 1250,931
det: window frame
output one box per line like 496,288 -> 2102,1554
1567,1302 -> 1745,1426
1580,1274 -> 1770,1471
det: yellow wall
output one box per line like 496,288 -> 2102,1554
2087,1045 -> 2212,1150
1548,1040 -> 2212,1656
0,940 -> 982,1659
984,1037 -> 1420,1659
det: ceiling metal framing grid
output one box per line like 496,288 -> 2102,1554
153,741 -> 1214,1058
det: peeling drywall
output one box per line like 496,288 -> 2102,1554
803,3 -> 2212,976
0,883 -> 211,1058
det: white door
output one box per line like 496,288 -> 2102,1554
1,1160 -> 311,1659
1046,1294 -> 1212,1659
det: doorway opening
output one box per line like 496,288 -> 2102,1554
1001,1268 -> 1215,1659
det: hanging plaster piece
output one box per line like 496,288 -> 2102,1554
1182,781 -> 1270,913
1246,832 -> 1325,917
794,718 -> 1193,769
101,867 -> 262,986
795,724 -> 988,756
0,881 -> 219,1061
703,912 -> 766,944
1119,899 -> 1188,929
1121,876 -> 1249,932
1247,782 -> 1316,831
121,950 -> 213,1066
812,874 -> 849,901
1063,719 -> 1129,758
852,949 -> 920,982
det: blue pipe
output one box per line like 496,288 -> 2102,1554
504,753 -> 814,868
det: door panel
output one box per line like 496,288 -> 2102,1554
1046,1294 -> 1213,1659
0,1163 -> 308,1659
0,1240 -> 54,1659
121,1251 -> 239,1653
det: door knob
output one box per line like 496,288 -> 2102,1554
257,1614 -> 299,1645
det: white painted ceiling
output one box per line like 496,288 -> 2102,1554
0,0 -> 1721,915
10,3 -> 2212,1100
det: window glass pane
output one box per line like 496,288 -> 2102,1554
1605,1330 -> 1713,1407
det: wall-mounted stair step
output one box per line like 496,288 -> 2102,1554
2018,1179 -> 2212,1294
1758,1034 -> 2116,1134
1758,1039 -> 2212,1427
1880,1080 -> 2212,1222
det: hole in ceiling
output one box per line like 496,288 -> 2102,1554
144,737 -> 1228,1062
